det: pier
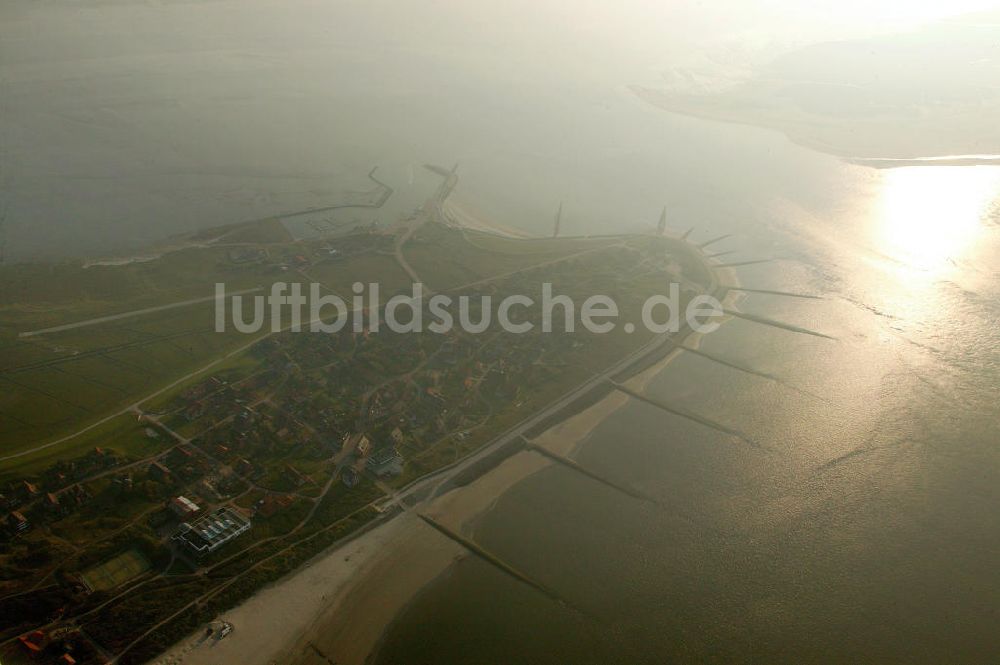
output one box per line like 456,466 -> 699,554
722,308 -> 836,340
722,286 -> 823,300
608,380 -> 762,449
520,436 -> 657,504
698,233 -> 732,249
416,513 -> 572,609
715,258 -> 773,268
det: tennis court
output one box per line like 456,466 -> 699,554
80,549 -> 151,591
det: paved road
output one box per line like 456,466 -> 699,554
18,288 -> 263,338
0,329 -> 275,463
377,330 -> 680,512
392,170 -> 457,290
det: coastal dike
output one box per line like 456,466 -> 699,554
147,222 -> 735,665
286,230 -> 736,665
401,230 -> 730,506
138,177 -> 734,665
396,239 -> 724,525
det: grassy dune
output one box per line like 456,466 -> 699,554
0,223 -> 619,474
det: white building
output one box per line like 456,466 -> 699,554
173,507 -> 250,556
169,495 -> 200,518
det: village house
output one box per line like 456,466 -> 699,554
44,492 -> 64,515
173,507 -> 251,557
366,446 -> 404,477
341,466 -> 360,488
6,510 -> 29,535
170,496 -> 200,519
236,458 -> 254,477
149,461 -> 172,482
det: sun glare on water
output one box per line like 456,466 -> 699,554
877,166 -> 1000,276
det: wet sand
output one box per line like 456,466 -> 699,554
150,515 -> 447,665
155,238 -> 736,665
442,197 -> 534,239
279,513 -> 464,665
275,348 -> 697,665
153,353 -> 674,665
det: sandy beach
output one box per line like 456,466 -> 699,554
154,232 -> 737,665
158,322 -> 712,665
282,386 -> 658,664
149,514 -> 457,665
441,197 -> 535,239
152,352 -> 672,665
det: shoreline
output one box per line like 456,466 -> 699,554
630,86 -> 1000,168
285,261 -> 742,664
153,214 -> 738,665
441,197 -> 535,239
151,385 -> 652,665
281,339 -> 696,665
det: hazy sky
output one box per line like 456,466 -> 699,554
4,0 -> 1000,258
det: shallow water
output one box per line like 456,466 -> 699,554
376,171 -> 1000,661
0,0 -> 938,261
4,1 -> 999,661
372,96 -> 1000,665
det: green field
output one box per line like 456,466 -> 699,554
0,222 -> 620,465
0,222 -> 670,481
80,548 -> 151,592
406,224 -> 618,291
0,218 -> 713,664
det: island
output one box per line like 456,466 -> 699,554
634,11 -> 1000,164
0,166 -> 728,665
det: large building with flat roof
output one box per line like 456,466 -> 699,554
169,495 -> 200,518
172,506 -> 250,556
366,446 -> 404,477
